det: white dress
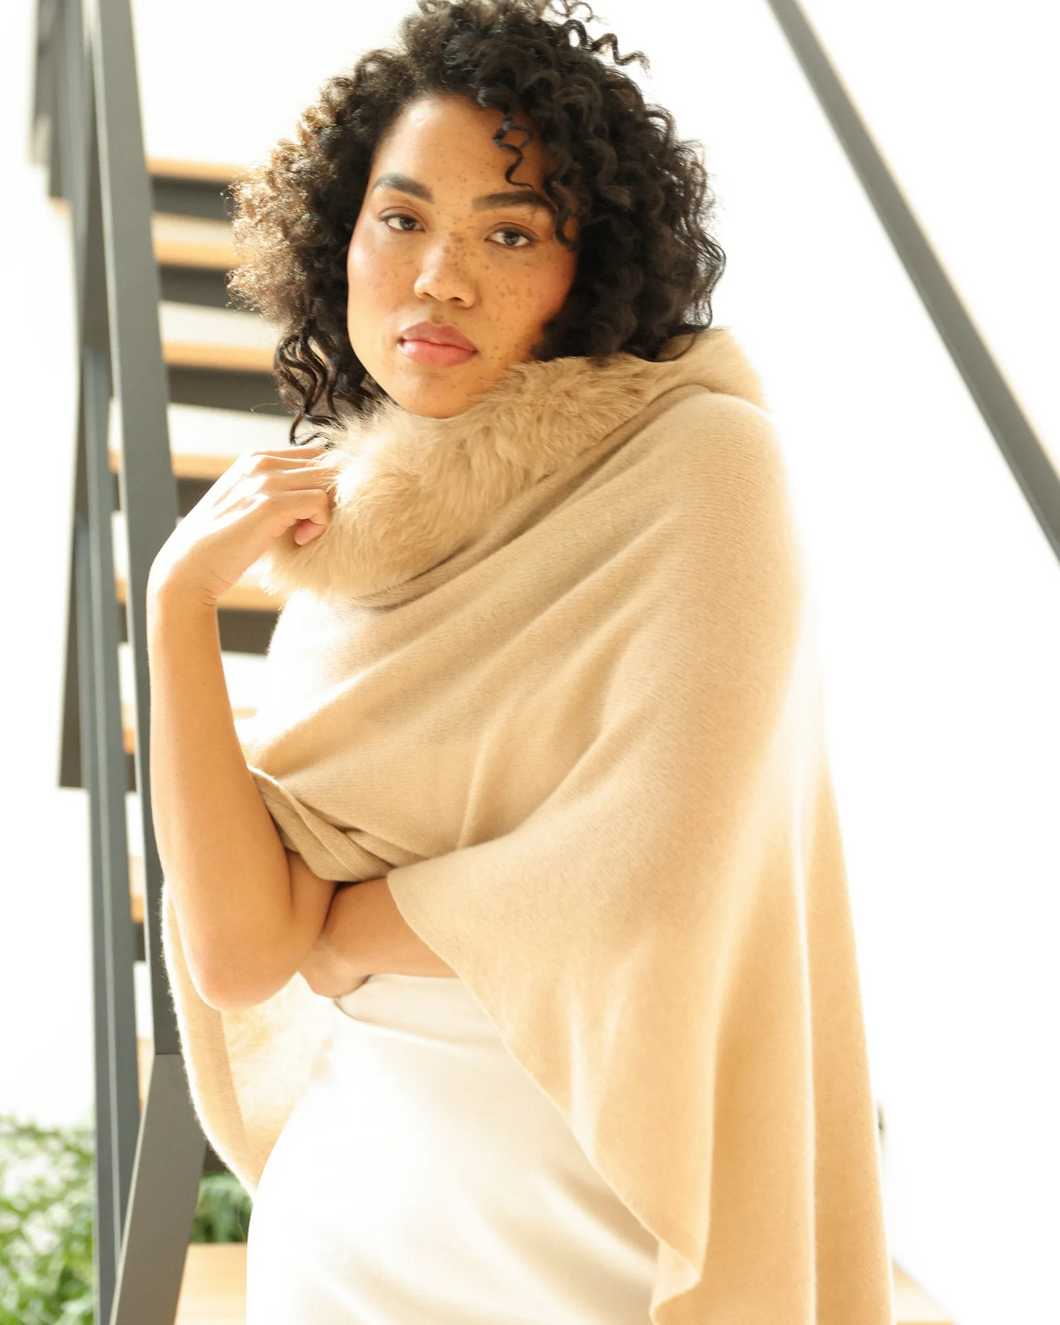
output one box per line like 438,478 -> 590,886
245,973 -> 658,1324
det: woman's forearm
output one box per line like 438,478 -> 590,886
344,877 -> 458,979
299,875 -> 457,997
148,583 -> 333,1009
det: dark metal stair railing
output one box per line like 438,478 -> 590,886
34,0 -> 208,1320
765,0 -> 1060,565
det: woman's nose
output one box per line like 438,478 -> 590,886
413,236 -> 476,305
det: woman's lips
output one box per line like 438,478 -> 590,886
398,338 -> 477,368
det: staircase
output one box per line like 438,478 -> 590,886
119,161 -> 285,938
133,156 -> 284,1322
119,161 -> 282,943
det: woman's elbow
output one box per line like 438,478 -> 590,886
189,948 -> 292,1012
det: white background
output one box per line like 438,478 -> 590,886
1,2 -> 1057,1321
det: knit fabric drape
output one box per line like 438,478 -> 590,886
162,327 -> 895,1324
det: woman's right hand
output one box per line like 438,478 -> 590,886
147,442 -> 341,610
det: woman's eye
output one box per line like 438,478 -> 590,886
381,215 -> 533,247
490,228 -> 534,249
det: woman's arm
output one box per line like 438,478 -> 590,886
298,864 -> 457,998
148,588 -> 335,1010
147,444 -> 341,1011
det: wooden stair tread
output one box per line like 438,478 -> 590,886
153,212 -> 235,270
177,1243 -> 247,1323
111,510 -> 284,614
136,1035 -> 152,1110
130,852 -> 144,924
892,1261 -> 953,1323
140,1045 -> 247,1315
148,157 -> 244,186
160,301 -> 278,374
108,401 -> 294,481
164,342 -> 274,374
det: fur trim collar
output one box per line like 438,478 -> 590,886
256,325 -> 765,606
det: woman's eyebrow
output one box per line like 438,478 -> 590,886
473,189 -> 554,213
371,172 -> 554,213
372,172 -> 433,200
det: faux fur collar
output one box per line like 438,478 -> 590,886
256,325 -> 765,606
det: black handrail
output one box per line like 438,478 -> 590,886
34,0 -> 206,1320
765,0 -> 1060,564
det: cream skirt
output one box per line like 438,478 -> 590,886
245,973 -> 658,1324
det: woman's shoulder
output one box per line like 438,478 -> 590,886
635,384 -> 792,520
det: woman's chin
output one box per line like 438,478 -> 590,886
378,358 -> 498,418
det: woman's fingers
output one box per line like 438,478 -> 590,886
294,517 -> 325,546
149,446 -> 343,607
241,446 -> 339,476
273,488 -> 333,546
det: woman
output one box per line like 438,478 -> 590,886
153,2 -> 894,1322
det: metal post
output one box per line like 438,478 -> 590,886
74,513 -> 119,1325
83,0 -> 208,1316
57,0 -> 142,1312
81,75 -> 141,1256
39,0 -> 208,1315
85,0 -> 184,1055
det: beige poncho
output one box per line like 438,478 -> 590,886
162,326 -> 894,1324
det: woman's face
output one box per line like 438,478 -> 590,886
346,93 -> 579,418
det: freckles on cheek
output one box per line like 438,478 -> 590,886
348,235 -> 394,293
354,268 -> 388,296
492,273 -> 566,335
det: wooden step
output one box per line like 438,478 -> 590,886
135,1041 -> 250,1315
148,157 -> 243,186
153,213 -> 235,270
137,1034 -> 153,1109
892,1261 -> 953,1324
139,1032 -> 249,1317
109,400 -> 294,482
126,791 -> 143,923
111,510 -> 284,614
148,159 -> 242,228
161,302 -> 278,374
177,1243 -> 247,1324
130,850 -> 145,925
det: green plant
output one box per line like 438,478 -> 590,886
191,1171 -> 251,1244
0,1116 -> 94,1325
0,1113 -> 252,1325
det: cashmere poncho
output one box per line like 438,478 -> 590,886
162,326 -> 895,1324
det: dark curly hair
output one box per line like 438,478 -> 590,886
228,0 -> 726,434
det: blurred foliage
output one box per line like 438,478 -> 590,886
191,1171 -> 251,1243
0,1116 -> 94,1325
0,1113 -> 252,1325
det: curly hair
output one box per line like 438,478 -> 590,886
228,0 -> 726,434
